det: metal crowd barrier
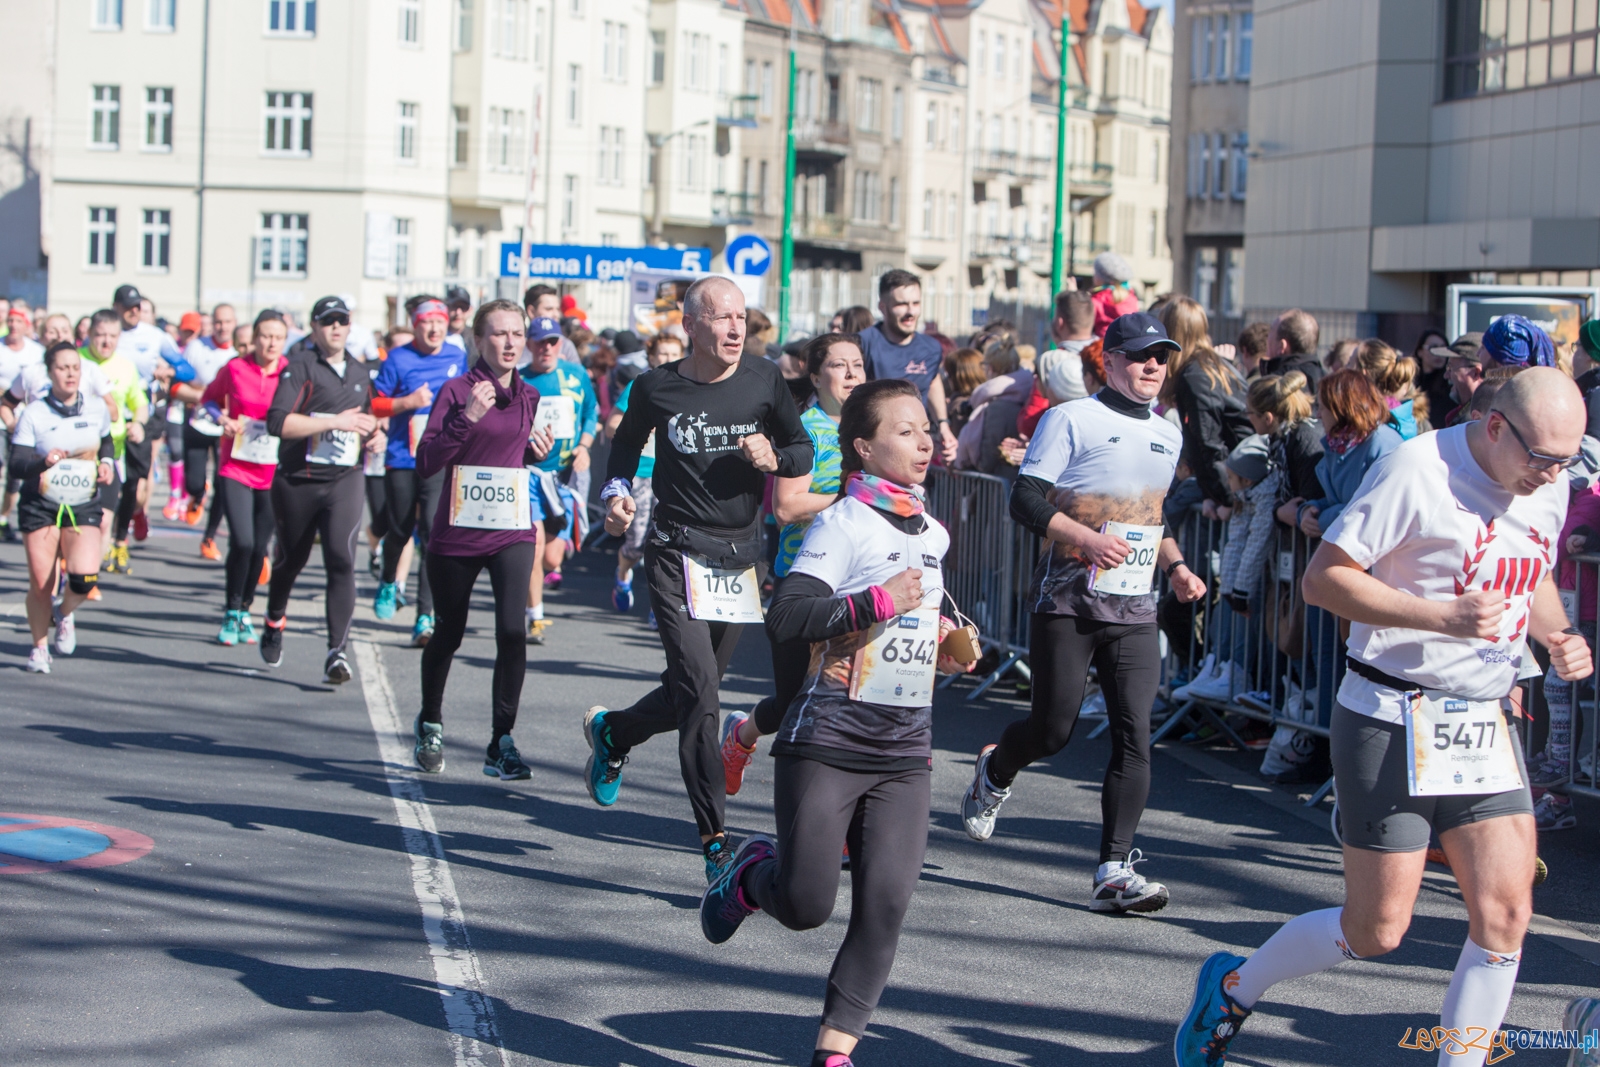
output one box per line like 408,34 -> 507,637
1546,553 -> 1600,804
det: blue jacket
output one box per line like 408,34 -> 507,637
1306,423 -> 1402,531
1387,398 -> 1420,441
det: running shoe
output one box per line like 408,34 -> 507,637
258,557 -> 272,587
374,581 -> 400,620
1534,791 -> 1577,832
544,571 -> 563,590
527,618 -> 552,645
1091,848 -> 1169,913
109,544 -> 131,574
1174,951 -> 1251,1067
700,833 -> 776,944
612,578 -> 634,613
484,736 -> 532,781
412,614 -> 435,648
184,499 -> 204,526
86,586 -> 102,601
720,710 -> 755,795
704,837 -> 734,884
0,520 -> 15,543
132,510 -> 149,542
961,745 -> 1012,842
162,496 -> 185,522
236,613 -> 258,645
54,612 -> 76,656
414,713 -> 444,774
199,537 -> 221,561
1172,654 -> 1217,700
26,645 -> 51,673
324,649 -> 352,685
583,706 -> 626,806
1529,757 -> 1572,792
260,619 -> 285,668
216,611 -> 242,646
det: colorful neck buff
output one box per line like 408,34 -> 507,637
1325,427 -> 1366,457
844,470 -> 925,517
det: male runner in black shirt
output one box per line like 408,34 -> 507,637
592,276 -> 812,881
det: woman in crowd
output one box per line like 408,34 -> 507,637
201,310 -> 288,646
954,341 -> 1033,475
1323,338 -> 1360,374
1293,369 -> 1402,540
1159,297 -> 1252,519
1411,327 -> 1452,424
699,378 -> 973,1067
828,306 -> 874,336
942,348 -> 987,437
721,332 -> 863,791
1351,338 -> 1429,439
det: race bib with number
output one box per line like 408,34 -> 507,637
1404,691 -> 1524,797
448,465 -> 531,530
534,396 -> 576,440
849,605 -> 940,707
305,412 -> 361,466
682,556 -> 764,623
232,418 -> 281,465
408,411 -> 429,456
40,459 -> 99,508
1088,522 -> 1163,595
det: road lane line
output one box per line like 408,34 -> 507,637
354,639 -> 507,1067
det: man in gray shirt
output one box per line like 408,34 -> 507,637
1036,290 -> 1095,405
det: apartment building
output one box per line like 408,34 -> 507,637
1168,0 -> 1251,342
0,0 -> 53,306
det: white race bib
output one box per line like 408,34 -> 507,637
534,395 -> 576,440
1404,691 -> 1523,797
1089,522 -> 1163,596
849,604 -> 941,707
682,556 -> 764,622
232,418 -> 281,465
40,459 -> 99,508
305,412 -> 361,466
448,465 -> 531,530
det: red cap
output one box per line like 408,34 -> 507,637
179,311 -> 204,332
6,306 -> 29,325
561,294 -> 577,311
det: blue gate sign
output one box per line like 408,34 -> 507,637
499,244 -> 713,281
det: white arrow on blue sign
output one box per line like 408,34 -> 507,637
725,234 -> 772,277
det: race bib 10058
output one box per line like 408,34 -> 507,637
681,556 -> 764,623
1404,691 -> 1523,798
448,465 -> 531,530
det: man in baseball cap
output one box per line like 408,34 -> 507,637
444,287 -> 472,351
1102,311 -> 1181,357
113,284 -> 142,310
1433,331 -> 1486,426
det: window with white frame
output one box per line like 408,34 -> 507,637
890,87 -> 904,141
1146,209 -> 1159,258
453,107 -> 470,166
950,107 -> 959,148
1214,14 -> 1230,85
140,208 -> 171,271
455,0 -> 472,50
856,77 -> 880,132
396,102 -> 418,161
1114,202 -> 1135,255
143,87 -> 173,151
946,192 -> 957,239
90,85 -> 121,148
888,176 -> 901,228
797,68 -> 816,119
852,170 -> 881,222
1235,13 -> 1252,80
1193,246 -> 1217,313
263,91 -> 313,155
487,106 -> 523,170
491,0 -> 528,59
1150,137 -> 1161,183
1230,131 -> 1249,199
925,102 -> 937,148
987,115 -> 1001,152
1222,248 -> 1245,317
993,34 -> 1005,77
1119,128 -> 1138,175
603,21 -> 630,81
258,212 -> 308,276
400,0 -> 420,44
532,4 -> 543,63
717,43 -> 729,95
87,207 -> 117,269
1210,131 -> 1225,200
566,65 -> 581,124
681,133 -> 705,190
146,0 -> 175,31
561,175 -> 578,231
267,0 -> 316,35
683,32 -> 708,90
93,0 -> 123,30
393,218 -> 412,277
1192,15 -> 1210,81
976,30 -> 986,75
597,126 -> 624,184
760,61 -> 774,115
922,190 -> 934,237
651,30 -> 666,85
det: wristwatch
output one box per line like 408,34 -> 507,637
1165,559 -> 1189,578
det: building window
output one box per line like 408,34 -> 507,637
922,190 -> 934,236
87,207 -> 117,269
797,68 -> 816,119
140,208 -> 171,271
684,32 -> 708,90
90,85 -> 121,148
602,21 -> 629,82
1214,14 -> 1231,85
827,73 -> 841,121
258,213 -> 308,276
1444,0 -> 1600,99
1192,15 -> 1211,81
976,31 -> 986,76
1193,246 -> 1217,313
597,126 -> 624,184
1146,210 -> 1159,258
143,87 -> 173,151
994,34 -> 1005,78
392,218 -> 412,277
146,0 -> 175,31
857,77 -> 880,132
717,43 -> 729,95
487,107 -> 523,170
1119,128 -> 1138,175
1231,132 -> 1249,199
452,107 -> 470,165
925,102 -> 937,148
950,106 -> 959,148
1150,137 -> 1161,183
852,170 -> 881,222
264,91 -> 313,155
760,61 -> 774,115
1222,248 -> 1245,318
491,0 -> 529,59
399,0 -> 421,44
651,30 -> 666,85
397,102 -> 418,161
1115,202 -> 1135,255
681,133 -> 705,190
1235,13 -> 1252,79
890,86 -> 904,141
267,0 -> 317,35
758,159 -> 769,214
455,0 -> 473,51
888,176 -> 901,227
567,64 -> 581,124
92,0 -> 123,30
1211,132 -> 1226,200
561,175 -> 578,231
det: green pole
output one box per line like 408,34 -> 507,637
1050,15 -> 1071,296
778,44 -> 797,343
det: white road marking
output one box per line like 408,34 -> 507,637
353,639 -> 507,1067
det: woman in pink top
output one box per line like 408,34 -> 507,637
200,310 -> 288,646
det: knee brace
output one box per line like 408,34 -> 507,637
67,571 -> 98,595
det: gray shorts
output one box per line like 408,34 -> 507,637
1331,703 -> 1533,853
621,476 -> 654,560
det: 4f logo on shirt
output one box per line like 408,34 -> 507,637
887,552 -> 900,561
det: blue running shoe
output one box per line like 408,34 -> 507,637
374,581 -> 400,620
483,735 -> 531,780
612,578 -> 634,613
704,837 -> 733,885
583,706 -> 626,806
700,833 -> 776,944
412,613 -> 435,647
646,608 -> 657,631
1175,952 -> 1251,1066
215,610 -> 241,646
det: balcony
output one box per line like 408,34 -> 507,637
711,189 -> 759,225
1067,161 -> 1114,194
794,213 -> 848,241
793,120 -> 851,157
719,94 -> 758,130
971,150 -> 1054,181
971,233 -> 1053,267
923,63 -> 960,88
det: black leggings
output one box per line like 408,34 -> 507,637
988,614 -> 1161,864
753,633 -> 811,734
114,430 -> 153,540
218,477 -> 274,612
365,474 -> 390,541
604,544 -> 745,840
267,471 -> 364,652
184,427 -> 226,539
382,467 -> 445,616
742,756 -> 930,1039
419,542 -> 537,746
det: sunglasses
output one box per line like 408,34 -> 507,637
1493,411 -> 1584,471
1109,347 -> 1172,366
316,314 -> 350,327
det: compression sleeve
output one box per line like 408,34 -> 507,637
99,434 -> 115,462
764,572 -> 886,645
766,370 -> 814,479
1010,474 -> 1059,540
8,440 -> 45,482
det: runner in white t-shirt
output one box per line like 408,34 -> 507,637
1177,367 -> 1593,1067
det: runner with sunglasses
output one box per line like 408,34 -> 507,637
959,312 -> 1207,913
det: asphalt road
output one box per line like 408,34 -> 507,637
3,508 -> 1597,1067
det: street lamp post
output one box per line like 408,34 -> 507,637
1050,14 -> 1072,296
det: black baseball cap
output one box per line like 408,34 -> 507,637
1432,331 -> 1485,366
311,295 -> 351,323
614,330 -> 644,355
1103,312 -> 1180,355
445,286 -> 472,310
113,284 -> 142,308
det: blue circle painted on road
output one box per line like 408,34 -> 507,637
726,234 -> 772,276
0,826 -> 112,862
0,813 -> 154,874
